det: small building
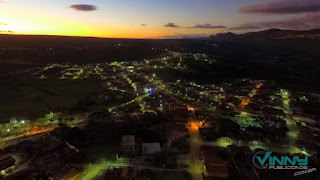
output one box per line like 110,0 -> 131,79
121,166 -> 137,180
121,135 -> 136,154
9,117 -> 25,123
102,166 -> 149,180
32,141 -> 80,177
9,117 -> 28,127
176,154 -> 191,168
0,154 -> 16,175
201,147 -> 228,179
142,143 -> 161,155
114,115 -> 125,123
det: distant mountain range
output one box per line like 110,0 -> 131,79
209,29 -> 320,41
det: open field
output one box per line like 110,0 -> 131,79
0,78 -> 100,122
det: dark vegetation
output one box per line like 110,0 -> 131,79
175,39 -> 320,90
0,78 -> 100,122
51,114 -> 166,162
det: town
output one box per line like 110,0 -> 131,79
0,50 -> 319,180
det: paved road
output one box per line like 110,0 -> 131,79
187,115 -> 203,180
0,130 -> 54,149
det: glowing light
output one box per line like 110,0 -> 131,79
189,122 -> 199,131
240,99 -> 250,106
187,106 -> 194,111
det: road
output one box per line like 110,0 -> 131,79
187,114 -> 203,180
77,161 -> 189,180
13,65 -> 54,86
281,89 -> 298,146
0,126 -> 57,149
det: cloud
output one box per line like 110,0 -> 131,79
230,13 -> 320,31
259,13 -> 320,29
141,24 -> 147,27
240,0 -> 320,15
188,24 -> 226,29
0,30 -> 14,33
164,23 -> 180,28
229,24 -> 261,31
163,33 -> 208,39
70,4 -> 97,11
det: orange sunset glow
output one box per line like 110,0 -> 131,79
1,0 -> 319,38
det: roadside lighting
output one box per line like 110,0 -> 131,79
21,120 -> 25,124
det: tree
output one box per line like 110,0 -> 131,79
171,136 -> 189,151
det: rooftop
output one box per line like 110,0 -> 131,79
142,143 -> 161,155
121,135 -> 135,146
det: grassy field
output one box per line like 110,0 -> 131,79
0,78 -> 100,122
79,144 -> 120,163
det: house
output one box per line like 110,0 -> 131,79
201,147 -> 228,179
227,145 -> 259,180
33,141 -> 79,175
102,166 -> 123,180
0,154 -> 16,175
9,117 -> 25,124
102,166 -> 150,180
121,135 -> 136,154
142,143 -> 161,155
121,166 -> 137,180
176,154 -> 191,168
114,115 -> 125,123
